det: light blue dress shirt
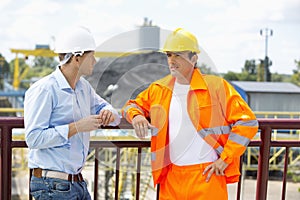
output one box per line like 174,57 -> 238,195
24,67 -> 120,174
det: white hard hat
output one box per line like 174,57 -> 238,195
54,26 -> 96,54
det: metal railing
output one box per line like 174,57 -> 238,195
1,117 -> 300,200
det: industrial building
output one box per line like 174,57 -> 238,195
231,81 -> 300,112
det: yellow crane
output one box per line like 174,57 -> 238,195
10,48 -> 147,90
10,48 -> 57,90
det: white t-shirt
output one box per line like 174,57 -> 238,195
169,82 -> 218,165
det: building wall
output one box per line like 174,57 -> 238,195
139,26 -> 160,51
249,93 -> 300,112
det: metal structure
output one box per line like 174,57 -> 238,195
4,110 -> 300,178
0,117 -> 300,200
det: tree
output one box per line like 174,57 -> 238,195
223,60 -> 258,81
271,72 -> 283,82
239,71 -> 257,81
243,59 -> 256,75
257,59 -> 264,82
21,57 -> 57,89
0,54 -> 10,89
8,56 -> 58,89
32,56 -> 58,69
291,60 -> 300,86
223,71 -> 239,81
0,54 -> 10,78
198,63 -> 216,75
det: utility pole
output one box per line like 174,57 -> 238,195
260,28 -> 273,82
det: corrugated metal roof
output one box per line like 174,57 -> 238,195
231,81 -> 300,93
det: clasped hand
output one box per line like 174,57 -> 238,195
76,110 -> 115,132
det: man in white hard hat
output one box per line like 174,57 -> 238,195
24,26 -> 120,199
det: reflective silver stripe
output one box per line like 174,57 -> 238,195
197,120 -> 258,138
229,132 -> 250,146
151,152 -> 156,161
197,125 -> 231,137
234,120 -> 258,127
123,103 -> 145,119
215,146 -> 224,155
151,127 -> 158,136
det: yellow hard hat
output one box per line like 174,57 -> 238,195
162,28 -> 200,53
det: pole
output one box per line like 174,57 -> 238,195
13,53 -> 20,90
260,28 -> 273,82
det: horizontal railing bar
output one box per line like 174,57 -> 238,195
1,117 -> 300,200
259,118 -> 300,129
90,140 -> 150,148
270,141 -> 300,147
11,140 -> 300,150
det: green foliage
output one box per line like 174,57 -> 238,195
223,71 -> 239,81
0,54 -> 10,89
239,71 -> 257,81
9,58 -> 28,79
198,63 -> 217,75
291,60 -> 300,86
26,66 -> 54,78
223,59 -> 289,82
243,59 -> 256,75
33,56 -> 58,69
8,56 -> 57,89
0,54 -> 10,76
271,72 -> 283,82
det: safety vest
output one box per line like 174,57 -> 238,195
122,68 -> 258,186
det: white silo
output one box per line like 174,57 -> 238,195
139,18 -> 160,51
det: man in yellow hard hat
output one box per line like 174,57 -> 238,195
24,26 -> 120,200
122,28 -> 258,199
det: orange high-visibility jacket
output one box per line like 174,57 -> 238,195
122,68 -> 258,186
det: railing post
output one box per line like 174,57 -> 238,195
256,126 -> 272,200
135,147 -> 142,200
94,148 -> 99,200
115,148 -> 121,200
0,125 -> 12,200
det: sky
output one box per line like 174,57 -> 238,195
0,0 -> 299,74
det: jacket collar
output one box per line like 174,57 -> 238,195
155,68 -> 208,91
190,68 -> 208,90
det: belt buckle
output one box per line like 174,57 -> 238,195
78,173 -> 83,182
72,174 -> 75,183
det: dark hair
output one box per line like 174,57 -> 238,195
188,52 -> 196,59
58,51 -> 93,64
58,53 -> 72,62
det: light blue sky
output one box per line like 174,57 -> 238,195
1,0 -> 299,74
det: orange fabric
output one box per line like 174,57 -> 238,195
122,68 -> 258,186
159,163 -> 228,200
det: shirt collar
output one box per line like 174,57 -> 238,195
53,66 -> 83,91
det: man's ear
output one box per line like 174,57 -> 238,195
74,55 -> 80,63
191,54 -> 198,64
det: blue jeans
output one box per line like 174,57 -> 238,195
30,176 -> 91,200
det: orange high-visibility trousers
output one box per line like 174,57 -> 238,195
159,163 -> 228,200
